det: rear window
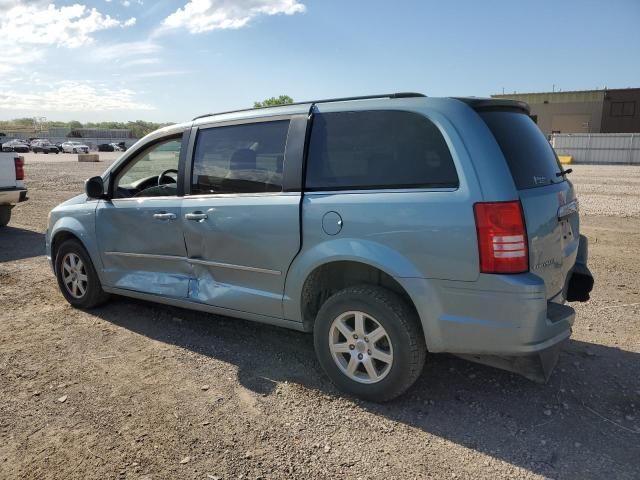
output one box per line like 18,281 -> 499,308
305,110 -> 458,191
480,111 -> 564,190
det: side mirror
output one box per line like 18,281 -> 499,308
85,176 -> 105,199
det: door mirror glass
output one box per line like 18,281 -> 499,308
85,176 -> 104,199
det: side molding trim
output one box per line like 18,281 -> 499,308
104,251 -> 282,275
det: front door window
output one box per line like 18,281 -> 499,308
114,138 -> 181,198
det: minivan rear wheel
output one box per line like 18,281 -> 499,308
313,285 -> 426,402
55,239 -> 109,309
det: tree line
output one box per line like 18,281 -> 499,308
1,97 -> 294,139
0,119 -> 173,139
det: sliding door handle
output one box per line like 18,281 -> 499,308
185,212 -> 208,221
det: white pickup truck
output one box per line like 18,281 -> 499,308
0,152 -> 27,227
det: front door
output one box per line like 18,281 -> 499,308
181,118 -> 303,318
97,133 -> 191,298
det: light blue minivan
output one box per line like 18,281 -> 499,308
46,93 -> 593,401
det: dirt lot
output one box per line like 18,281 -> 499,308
1,157 -> 639,479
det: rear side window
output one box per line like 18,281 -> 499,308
480,111 -> 563,190
305,110 -> 458,190
191,120 -> 289,194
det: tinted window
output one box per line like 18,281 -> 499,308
305,110 -> 458,190
480,111 -> 564,190
192,120 -> 289,194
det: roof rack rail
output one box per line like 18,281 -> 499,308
192,92 -> 426,121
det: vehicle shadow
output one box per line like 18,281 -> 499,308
92,297 -> 640,479
0,227 -> 44,262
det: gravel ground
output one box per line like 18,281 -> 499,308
0,162 -> 639,479
569,165 -> 640,218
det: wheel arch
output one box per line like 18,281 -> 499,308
50,219 -> 102,276
296,260 -> 424,344
284,238 -> 425,318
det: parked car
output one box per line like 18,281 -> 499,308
97,143 -> 115,152
32,140 -> 60,154
2,139 -> 30,153
45,93 -> 594,401
0,153 -> 27,226
61,141 -> 89,154
97,143 -> 124,152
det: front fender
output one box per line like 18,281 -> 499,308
282,237 -> 429,322
48,210 -> 101,274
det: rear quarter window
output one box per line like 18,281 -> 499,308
305,110 -> 458,191
480,111 -> 564,190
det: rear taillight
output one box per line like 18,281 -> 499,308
473,201 -> 528,274
14,156 -> 24,181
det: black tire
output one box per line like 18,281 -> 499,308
55,239 -> 110,309
0,206 -> 11,227
72,149 -> 77,154
313,285 -> 426,402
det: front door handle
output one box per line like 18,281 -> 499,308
185,212 -> 208,221
153,212 -> 176,220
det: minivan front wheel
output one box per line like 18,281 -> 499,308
314,285 -> 426,402
55,239 -> 109,308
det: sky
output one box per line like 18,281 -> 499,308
0,0 -> 639,123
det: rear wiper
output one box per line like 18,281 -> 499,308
556,168 -> 573,177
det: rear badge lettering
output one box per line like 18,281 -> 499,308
533,175 -> 548,185
533,259 -> 555,270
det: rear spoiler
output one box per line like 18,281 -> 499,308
453,97 -> 530,115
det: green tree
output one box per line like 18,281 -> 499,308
0,118 -> 174,139
253,95 -> 294,108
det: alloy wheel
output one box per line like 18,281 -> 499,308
61,252 -> 88,299
328,311 -> 393,384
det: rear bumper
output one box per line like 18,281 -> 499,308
0,188 -> 28,205
455,338 -> 567,383
399,274 -> 575,382
400,272 -> 574,361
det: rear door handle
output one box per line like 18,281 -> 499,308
153,212 -> 176,220
185,212 -> 208,221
